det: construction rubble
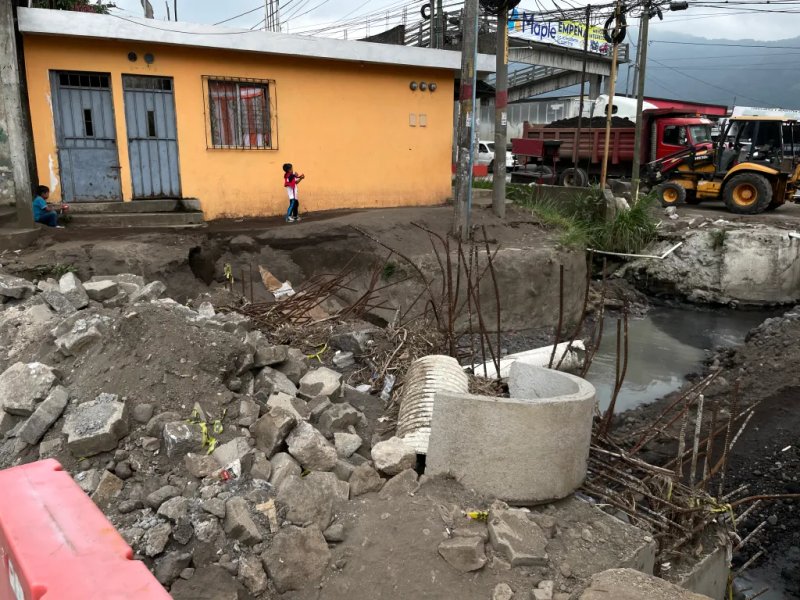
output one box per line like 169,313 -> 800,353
0,269 -> 726,599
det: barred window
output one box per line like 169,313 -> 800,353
207,78 -> 274,149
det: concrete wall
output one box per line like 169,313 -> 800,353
624,225 -> 800,305
22,34 -> 456,219
426,363 -> 596,504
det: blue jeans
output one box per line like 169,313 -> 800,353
286,199 -> 299,219
36,212 -> 58,227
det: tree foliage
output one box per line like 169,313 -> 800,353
30,0 -> 115,14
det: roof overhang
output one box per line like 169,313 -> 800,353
17,8 -> 496,76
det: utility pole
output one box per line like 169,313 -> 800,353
492,6 -> 508,218
436,0 -> 445,48
630,3 -> 650,199
453,0 -> 480,241
574,6 -> 591,168
0,1 -> 34,227
173,0 -> 178,21
599,1 -> 622,189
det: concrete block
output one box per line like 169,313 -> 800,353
670,539 -> 730,600
298,367 -> 342,398
163,421 -> 204,458
129,280 -> 166,303
59,272 -> 89,309
63,393 -> 129,457
579,568 -> 714,600
0,273 -> 35,299
0,362 -> 57,416
426,364 -> 595,504
17,385 -> 69,445
42,290 -> 78,316
83,280 -> 119,301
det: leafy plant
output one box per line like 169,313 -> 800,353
31,263 -> 77,280
710,229 -> 727,251
471,177 -> 493,190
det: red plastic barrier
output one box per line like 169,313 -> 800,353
0,459 -> 170,600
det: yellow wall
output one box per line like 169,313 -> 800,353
23,35 -> 455,219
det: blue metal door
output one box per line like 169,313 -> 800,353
122,75 -> 181,198
51,71 -> 122,202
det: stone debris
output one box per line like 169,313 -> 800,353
254,366 -> 297,397
532,580 -> 555,600
349,463 -> 384,497
251,407 -> 296,456
16,386 -> 68,445
90,470 -> 124,509
223,497 -> 262,545
155,551 -> 192,586
262,525 -> 331,593
277,474 -> 336,529
42,290 -> 78,315
493,583 -> 515,600
488,509 -> 549,567
438,535 -> 487,572
317,402 -> 362,438
286,421 -> 337,471
129,280 -> 167,303
264,391 -> 307,421
170,566 -> 239,600
378,468 -> 419,500
55,317 -> 105,356
269,452 -> 302,490
299,366 -> 342,398
83,279 -> 119,301
62,393 -> 129,457
238,554 -> 268,594
274,347 -> 309,383
0,272 -> 36,299
334,431 -> 362,458
371,436 -> 416,476
162,421 -> 204,458
59,272 -> 90,309
323,522 -> 346,543
0,362 -> 57,416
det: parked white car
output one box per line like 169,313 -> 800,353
477,140 -> 516,171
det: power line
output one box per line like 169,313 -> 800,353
651,39 -> 800,49
108,13 -> 267,35
213,4 -> 263,26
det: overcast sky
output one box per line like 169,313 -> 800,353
112,0 -> 800,42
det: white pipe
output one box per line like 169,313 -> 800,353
471,341 -> 586,379
586,241 -> 683,260
788,232 -> 800,241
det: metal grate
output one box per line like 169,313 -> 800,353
203,76 -> 277,150
123,76 -> 173,91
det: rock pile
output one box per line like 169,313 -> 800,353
0,270 -> 413,597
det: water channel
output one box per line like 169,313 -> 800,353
585,306 -> 779,413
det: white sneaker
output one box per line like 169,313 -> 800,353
55,225 -> 65,229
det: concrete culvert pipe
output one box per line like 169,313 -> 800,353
426,362 -> 596,504
395,355 -> 470,455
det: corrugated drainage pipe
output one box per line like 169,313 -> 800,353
395,355 -> 470,455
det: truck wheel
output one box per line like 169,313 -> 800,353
685,191 -> 702,205
559,168 -> 588,187
656,182 -> 686,207
723,173 -> 772,214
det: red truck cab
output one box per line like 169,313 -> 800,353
650,115 -> 714,161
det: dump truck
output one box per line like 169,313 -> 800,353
648,115 -> 800,214
514,108 -> 714,186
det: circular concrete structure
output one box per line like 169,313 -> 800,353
425,363 -> 596,504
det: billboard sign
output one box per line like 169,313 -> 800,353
508,9 -> 611,55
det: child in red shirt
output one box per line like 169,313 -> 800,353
283,163 -> 305,222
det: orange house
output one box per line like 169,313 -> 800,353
18,8 -> 494,220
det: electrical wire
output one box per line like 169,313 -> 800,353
213,4 -> 263,26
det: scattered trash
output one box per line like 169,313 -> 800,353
465,510 -> 488,521
332,350 -> 354,368
379,374 -> 396,402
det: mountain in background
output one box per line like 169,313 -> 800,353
536,28 -> 800,110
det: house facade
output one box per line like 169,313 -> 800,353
18,8 -> 493,220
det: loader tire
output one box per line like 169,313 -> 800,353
656,182 -> 686,207
723,173 -> 772,215
559,167 -> 588,187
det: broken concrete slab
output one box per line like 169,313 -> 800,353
371,436 -> 416,476
143,522 -> 172,557
438,536 -> 487,572
162,421 -> 204,458
349,463 -> 384,497
254,367 -> 298,397
0,362 -> 57,416
17,385 -> 69,445
334,431 -> 362,458
129,280 -> 166,303
146,485 -> 180,509
493,583 -> 514,600
211,436 -> 252,468
155,551 -> 192,586
83,280 -> 119,302
42,290 -> 78,316
238,554 -> 268,595
262,525 -> 330,593
55,320 -> 104,356
378,468 -> 419,500
158,496 -> 190,522
59,272 -> 89,309
274,347 -> 309,384
223,496 -> 262,545
62,394 -> 128,457
253,342 -> 289,368
264,392 -> 307,421
316,403 -> 362,438
251,407 -> 296,457
170,566 -> 239,600
277,474 -> 337,530
299,366 -> 342,398
269,452 -> 301,490
0,273 -> 36,299
185,453 -> 219,478
286,421 -> 337,471
488,508 -> 549,567
578,568 -> 713,600
90,470 -> 124,509
250,451 -> 272,481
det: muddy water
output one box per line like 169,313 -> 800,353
586,307 -> 778,413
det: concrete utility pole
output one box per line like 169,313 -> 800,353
574,6 -> 591,168
492,7 -> 508,219
599,1 -> 622,189
453,0 -> 480,241
630,3 -> 650,199
0,1 -> 34,227
436,0 -> 445,48
173,0 -> 178,21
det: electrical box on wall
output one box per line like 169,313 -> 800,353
409,113 -> 417,127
